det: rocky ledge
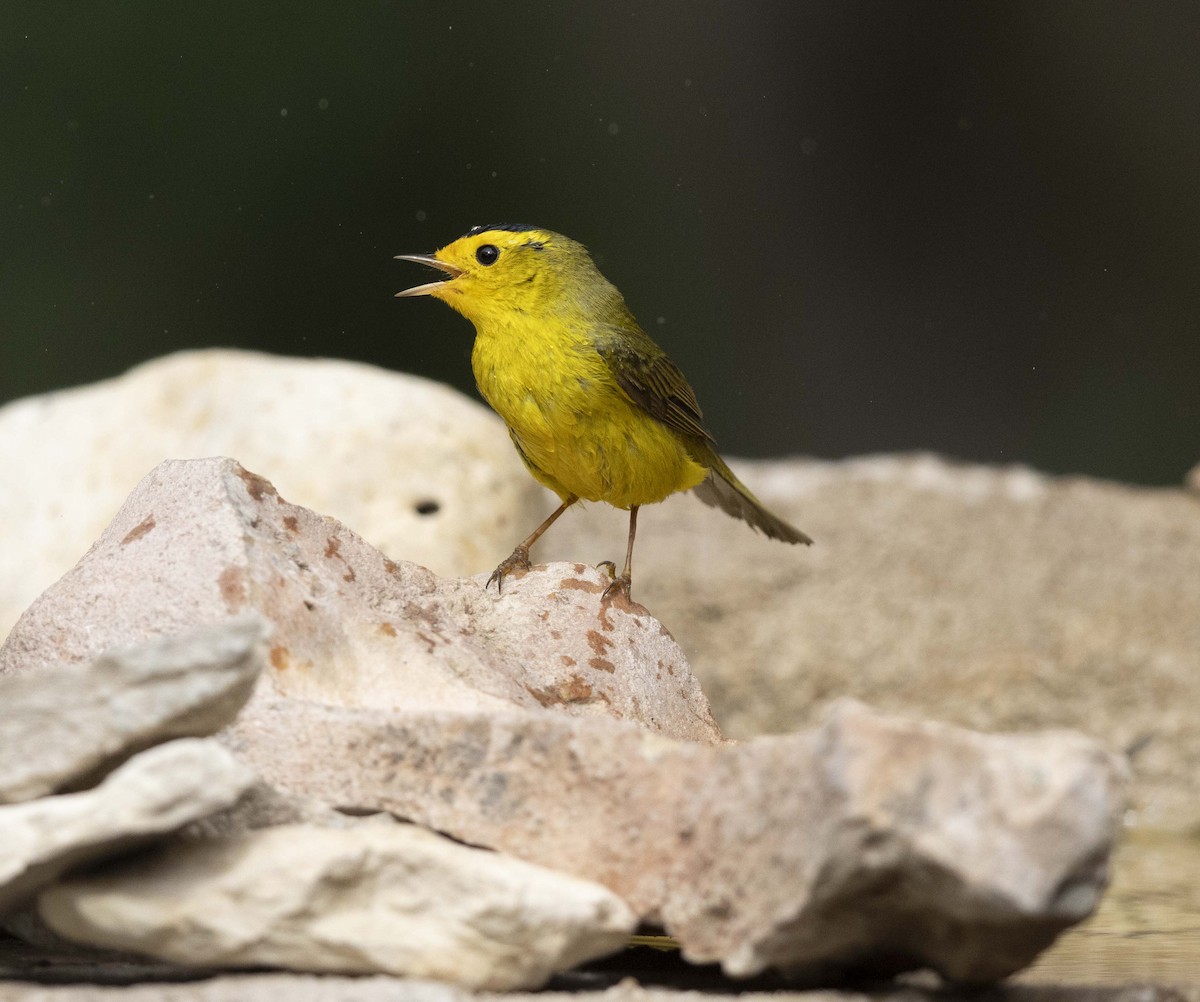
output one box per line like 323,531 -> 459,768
0,456 -> 1126,989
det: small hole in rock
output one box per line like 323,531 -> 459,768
414,499 -> 440,516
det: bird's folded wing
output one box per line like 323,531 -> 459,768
592,325 -> 716,444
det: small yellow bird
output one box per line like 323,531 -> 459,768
396,224 -> 811,599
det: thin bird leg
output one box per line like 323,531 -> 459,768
603,506 -> 639,601
488,496 -> 578,593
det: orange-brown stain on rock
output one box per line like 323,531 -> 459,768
323,535 -> 356,583
383,558 -> 399,575
560,655 -> 577,667
550,630 -> 562,641
525,676 -> 603,706
379,622 -> 398,637
586,630 -> 614,657
598,590 -> 644,627
559,576 -> 602,594
269,645 -> 291,671
120,515 -> 156,546
525,685 -> 555,707
236,468 -> 277,502
588,657 -> 616,673
560,676 -> 596,701
282,515 -> 299,533
217,566 -> 247,611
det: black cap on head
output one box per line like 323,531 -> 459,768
467,223 -> 542,236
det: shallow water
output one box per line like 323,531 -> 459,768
1020,827 -> 1200,984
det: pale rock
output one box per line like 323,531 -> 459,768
0,617 -> 265,804
0,349 -> 543,638
0,458 -> 1127,981
180,780 -> 389,840
0,740 -> 255,917
0,974 -> 1181,1002
549,452 -> 1200,830
3,352 -> 1194,832
0,972 -> 476,1002
39,823 -> 636,990
1,779 -> 383,960
0,457 -> 718,747
225,696 -> 1126,983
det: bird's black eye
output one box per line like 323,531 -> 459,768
476,244 -> 499,266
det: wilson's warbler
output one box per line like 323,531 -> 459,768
396,223 -> 811,599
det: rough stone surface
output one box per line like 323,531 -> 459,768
0,975 -> 1191,1002
549,452 -> 1200,830
0,457 -> 719,746
0,618 -> 265,803
0,783 -> 389,963
4,357 -> 1194,831
0,740 -> 255,918
0,349 -> 541,638
0,360 -> 1188,994
224,697 -> 1126,984
0,457 -> 1127,981
39,824 -> 636,990
179,781 -> 388,840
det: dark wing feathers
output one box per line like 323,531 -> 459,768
592,325 -> 813,545
593,327 -> 715,443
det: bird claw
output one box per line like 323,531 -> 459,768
601,573 -> 632,602
597,561 -> 633,601
487,545 -> 531,593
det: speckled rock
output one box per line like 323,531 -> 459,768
550,452 -> 1200,830
0,457 -> 720,745
0,457 -> 1127,983
0,350 -> 542,639
226,696 -> 1125,983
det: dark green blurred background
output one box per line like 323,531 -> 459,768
3,2 -> 1197,484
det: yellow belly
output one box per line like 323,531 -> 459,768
472,326 -> 708,509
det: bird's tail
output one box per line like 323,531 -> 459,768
691,450 -> 813,545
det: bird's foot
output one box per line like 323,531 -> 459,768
601,572 -> 632,602
595,560 -> 617,580
487,545 -> 531,593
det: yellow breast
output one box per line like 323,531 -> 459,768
471,317 -> 707,508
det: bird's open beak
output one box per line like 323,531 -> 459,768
393,254 -> 464,297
